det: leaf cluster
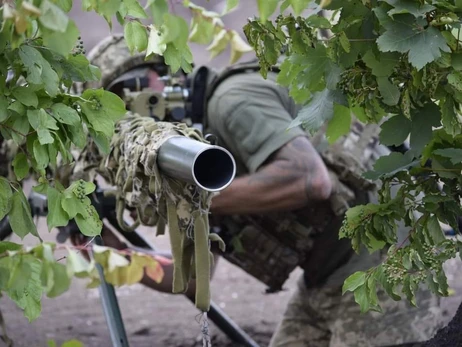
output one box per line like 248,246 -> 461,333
0,240 -> 163,322
243,0 -> 462,312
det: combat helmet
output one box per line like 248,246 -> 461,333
84,34 -> 167,92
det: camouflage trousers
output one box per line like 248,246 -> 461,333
269,248 -> 446,347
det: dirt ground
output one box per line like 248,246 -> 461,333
1,216 -> 462,347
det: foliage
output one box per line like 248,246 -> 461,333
241,0 -> 462,313
1,0 -> 462,330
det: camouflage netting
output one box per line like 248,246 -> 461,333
73,112 -> 224,312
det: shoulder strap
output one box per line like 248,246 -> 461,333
191,60 -> 279,129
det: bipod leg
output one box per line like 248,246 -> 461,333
112,223 -> 261,347
92,236 -> 130,347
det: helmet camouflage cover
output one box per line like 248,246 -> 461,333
83,34 -> 166,91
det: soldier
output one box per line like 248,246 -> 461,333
72,34 -> 447,346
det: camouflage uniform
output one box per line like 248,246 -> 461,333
83,34 -> 447,346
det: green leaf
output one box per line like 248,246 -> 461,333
409,103 -> 441,156
41,19 -> 80,57
326,104 -> 351,144
122,0 -> 147,18
224,0 -> 239,13
257,0 -> 279,22
377,77 -> 400,106
12,153 -> 30,181
448,71 -> 462,94
0,95 -> 8,122
353,283 -> 370,313
19,46 -> 60,97
440,95 -> 461,136
79,89 -> 126,138
338,31 -> 351,53
90,130 -> 111,154
0,177 -> 12,221
163,43 -> 181,73
46,263 -> 71,298
66,248 -> 93,278
33,139 -> 49,169
381,0 -> 435,18
53,0 -> 72,12
39,0 -> 69,32
50,103 -> 80,125
9,190 -> 41,240
62,340 -> 84,347
7,256 -> 43,322
12,87 -> 38,107
379,114 -> 411,146
453,52 -> 462,71
0,241 -> 22,253
426,215 -> 446,244
376,16 -> 451,70
124,21 -> 148,54
363,152 -> 420,180
66,123 -> 87,148
305,14 -> 332,28
290,89 -> 347,134
189,15 -> 215,45
147,0 -> 168,25
146,25 -> 167,57
342,271 -> 366,294
433,148 -> 462,164
75,206 -> 103,237
47,187 -> 69,231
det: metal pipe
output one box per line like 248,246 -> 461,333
157,136 -> 236,192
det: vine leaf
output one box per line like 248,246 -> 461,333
376,15 -> 451,70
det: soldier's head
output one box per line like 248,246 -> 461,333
84,34 -> 189,122
84,34 -> 175,96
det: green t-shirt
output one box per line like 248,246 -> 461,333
205,70 -> 307,175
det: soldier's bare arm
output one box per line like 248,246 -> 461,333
210,135 -> 332,215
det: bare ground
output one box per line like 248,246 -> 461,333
1,216 -> 462,347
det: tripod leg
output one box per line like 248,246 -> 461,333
93,236 -> 130,347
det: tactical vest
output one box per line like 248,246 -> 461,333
189,61 -> 383,293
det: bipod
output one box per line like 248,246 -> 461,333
92,236 -> 130,347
